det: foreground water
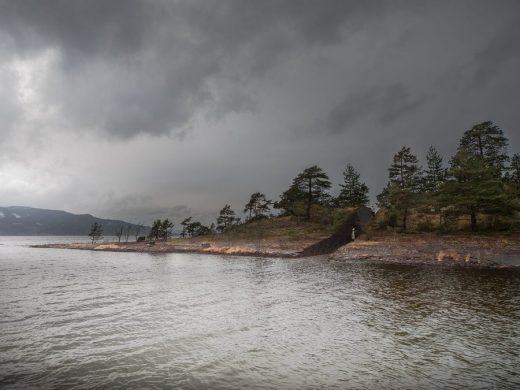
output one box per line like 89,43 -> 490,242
0,237 -> 519,389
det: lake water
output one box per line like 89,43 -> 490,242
1,237 -> 519,389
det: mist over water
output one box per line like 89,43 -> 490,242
1,237 -> 519,389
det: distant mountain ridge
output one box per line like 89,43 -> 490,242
0,206 -> 146,236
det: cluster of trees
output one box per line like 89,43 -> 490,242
274,164 -> 369,220
180,217 -> 212,237
115,223 -> 144,242
137,162 -> 370,240
377,121 -> 520,231
179,204 -> 242,237
91,121 -> 518,241
149,219 -> 174,240
89,222 -> 146,243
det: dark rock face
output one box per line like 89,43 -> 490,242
299,206 -> 373,257
0,206 -> 145,236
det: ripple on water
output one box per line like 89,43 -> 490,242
0,242 -> 519,389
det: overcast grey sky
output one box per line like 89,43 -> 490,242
0,0 -> 519,224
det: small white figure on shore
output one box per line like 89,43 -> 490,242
351,227 -> 356,241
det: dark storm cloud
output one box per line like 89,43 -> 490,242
0,0 -> 519,222
472,18 -> 520,86
325,84 -> 428,133
0,0 -> 399,138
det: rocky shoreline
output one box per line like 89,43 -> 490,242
330,232 -> 520,268
33,232 -> 520,268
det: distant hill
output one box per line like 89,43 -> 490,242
0,206 -> 148,236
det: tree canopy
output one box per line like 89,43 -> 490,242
244,192 -> 272,221
439,148 -> 512,231
422,146 -> 446,192
216,204 -> 240,232
458,121 -> 509,178
88,222 -> 103,243
336,164 -> 369,207
283,165 -> 332,220
378,146 -> 422,231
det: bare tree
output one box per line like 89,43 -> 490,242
124,224 -> 132,242
115,225 -> 124,243
134,223 -> 143,241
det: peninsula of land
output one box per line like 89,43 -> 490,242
35,209 -> 520,268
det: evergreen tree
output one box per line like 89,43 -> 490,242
88,222 -> 103,243
388,146 -> 422,189
509,153 -> 520,184
439,148 -> 513,231
244,192 -> 272,221
160,219 -> 174,240
180,217 -> 192,238
274,183 -> 307,217
293,165 -> 332,220
336,164 -> 369,207
378,146 -> 422,231
187,221 -> 211,236
149,219 -> 162,240
458,121 -> 509,178
216,204 -> 239,232
422,146 -> 446,192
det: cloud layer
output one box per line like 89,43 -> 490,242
0,0 -> 519,224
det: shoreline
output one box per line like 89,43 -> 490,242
31,239 -> 306,258
330,232 -> 520,268
32,232 -> 520,268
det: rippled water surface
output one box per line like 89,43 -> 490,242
1,237 -> 519,389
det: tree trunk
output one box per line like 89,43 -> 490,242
470,211 -> 477,232
477,134 -> 483,158
402,206 -> 408,232
306,179 -> 312,221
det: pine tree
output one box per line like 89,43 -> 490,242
439,148 -> 512,231
510,153 -> 520,184
274,183 -> 306,217
422,146 -> 446,192
244,192 -> 272,221
149,219 -> 162,240
336,164 -> 369,207
160,219 -> 174,240
459,121 -> 509,178
293,165 -> 332,220
180,217 -> 192,237
379,146 -> 422,231
216,205 -> 239,232
388,146 -> 422,189
187,221 -> 210,236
